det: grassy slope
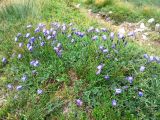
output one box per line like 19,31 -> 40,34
124,0 -> 160,7
85,0 -> 160,24
0,0 -> 160,119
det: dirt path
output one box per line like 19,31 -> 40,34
77,6 -> 160,55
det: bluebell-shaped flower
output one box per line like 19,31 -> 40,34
112,99 -> 117,106
37,89 -> 43,95
16,85 -> 23,91
76,99 -> 83,107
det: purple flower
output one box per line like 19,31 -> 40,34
37,89 -> 43,95
76,99 -> 83,107
18,54 -> 22,59
25,33 -> 30,38
40,42 -> 45,46
38,23 -> 45,28
140,66 -> 145,72
79,32 -> 85,38
102,35 -> 107,40
149,56 -> 154,62
112,99 -> 117,106
7,84 -> 13,90
115,88 -> 122,94
97,64 -> 105,70
28,46 -> 33,52
35,27 -> 40,33
43,29 -> 50,36
101,28 -> 107,32
2,57 -> 7,63
126,76 -> 134,83
62,25 -> 66,31
128,31 -> 135,36
99,45 -> 104,51
29,37 -> 36,44
102,49 -> 108,53
16,85 -> 23,91
30,60 -> 39,67
19,42 -> 23,47
95,28 -> 100,33
47,35 -> 52,40
21,75 -> 27,82
138,91 -> 143,97
110,32 -> 114,40
92,36 -> 98,40
96,64 -> 105,75
52,31 -> 57,37
118,33 -> 125,39
143,54 -> 149,59
104,75 -> 110,80
27,43 -> 31,49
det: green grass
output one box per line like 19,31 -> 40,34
123,0 -> 160,7
0,0 -> 160,119
85,0 -> 160,24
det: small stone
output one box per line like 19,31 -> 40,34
148,18 -> 155,24
155,24 -> 160,32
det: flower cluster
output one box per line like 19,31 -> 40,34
2,21 -> 159,110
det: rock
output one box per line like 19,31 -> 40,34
88,9 -> 92,13
108,11 -> 113,14
140,23 -> 146,29
148,18 -> 155,24
75,4 -> 80,9
142,34 -> 148,40
155,24 -> 160,32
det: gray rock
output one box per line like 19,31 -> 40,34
155,24 -> 160,32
